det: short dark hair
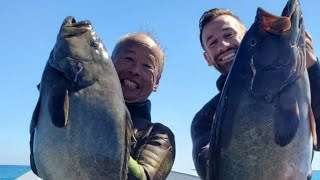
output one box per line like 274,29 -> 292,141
199,8 -> 244,49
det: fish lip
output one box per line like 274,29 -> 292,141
63,16 -> 92,27
258,0 -> 301,42
66,20 -> 92,28
281,0 -> 298,18
256,7 -> 292,35
60,16 -> 92,38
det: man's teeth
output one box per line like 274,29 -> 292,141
123,79 -> 138,88
222,52 -> 235,61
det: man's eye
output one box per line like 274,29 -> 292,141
225,32 -> 236,39
143,64 -> 152,69
124,57 -> 134,61
209,39 -> 218,47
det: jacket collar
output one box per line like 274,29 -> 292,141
125,99 -> 152,123
216,74 -> 228,92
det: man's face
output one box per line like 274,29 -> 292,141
201,15 -> 246,75
113,35 -> 161,103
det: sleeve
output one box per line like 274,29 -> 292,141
128,156 -> 147,180
308,59 -> 320,151
190,96 -> 219,179
130,124 -> 175,180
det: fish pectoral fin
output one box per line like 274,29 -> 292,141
49,88 -> 69,128
274,107 -> 299,146
274,95 -> 299,146
308,105 -> 317,148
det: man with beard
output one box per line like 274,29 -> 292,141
190,8 -> 320,180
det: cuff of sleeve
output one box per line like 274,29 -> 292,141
128,156 -> 145,180
195,144 -> 210,179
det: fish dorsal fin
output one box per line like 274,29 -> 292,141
256,7 -> 291,35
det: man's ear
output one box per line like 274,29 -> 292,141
204,51 -> 214,67
152,78 -> 160,92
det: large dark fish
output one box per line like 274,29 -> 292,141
29,16 -> 132,180
208,0 -> 317,179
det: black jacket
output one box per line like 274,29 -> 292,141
126,100 -> 176,180
191,61 -> 320,180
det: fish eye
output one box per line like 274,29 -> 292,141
89,40 -> 99,48
249,39 -> 256,47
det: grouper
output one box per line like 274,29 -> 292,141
29,16 -> 132,180
207,0 -> 317,179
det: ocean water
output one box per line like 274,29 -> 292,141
0,165 -> 30,180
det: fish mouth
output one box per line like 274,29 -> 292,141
256,8 -> 291,35
256,0 -> 300,36
60,16 -> 93,38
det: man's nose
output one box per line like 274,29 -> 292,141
129,64 -> 140,76
218,40 -> 230,52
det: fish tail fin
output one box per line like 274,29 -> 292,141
308,105 -> 317,148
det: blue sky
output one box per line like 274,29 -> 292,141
1,0 -> 319,175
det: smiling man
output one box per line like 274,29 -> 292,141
112,32 -> 175,180
200,10 -> 246,75
191,8 -> 320,180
